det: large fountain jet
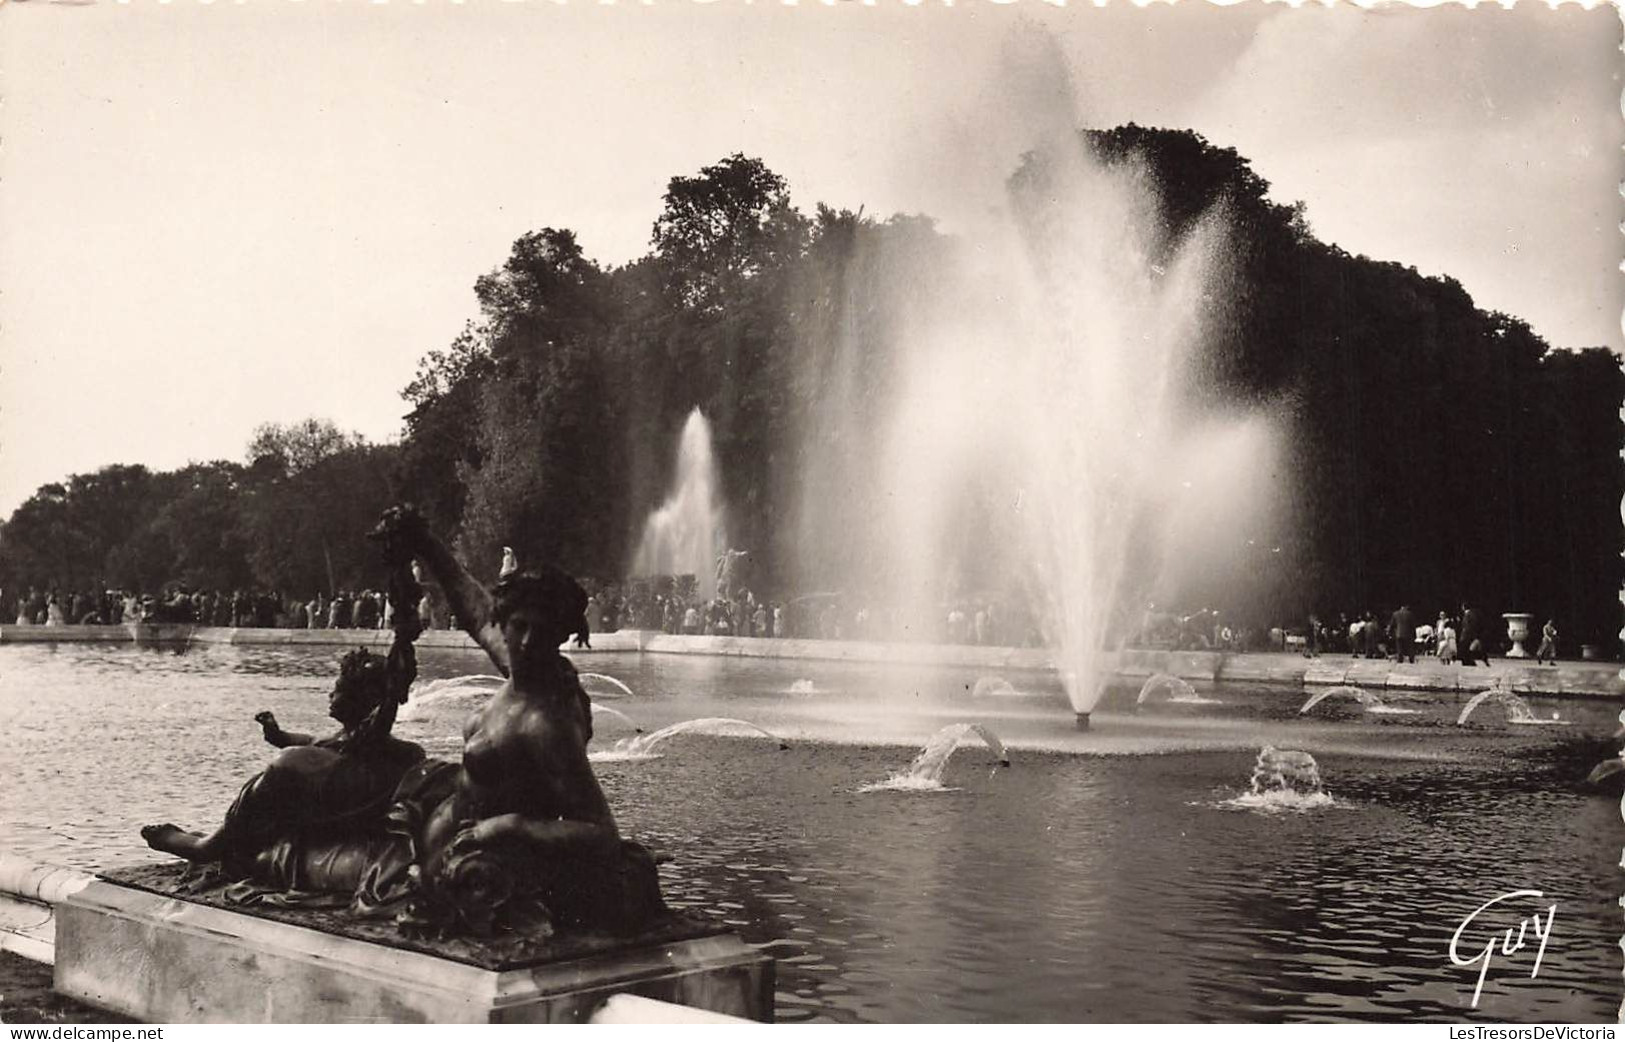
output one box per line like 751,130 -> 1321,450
789,32 -> 1271,725
1004,139 -> 1230,721
631,408 -> 726,599
868,140 -> 1234,721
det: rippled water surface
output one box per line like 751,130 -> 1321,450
1,643 -> 1619,1022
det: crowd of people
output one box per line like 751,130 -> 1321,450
1298,605 -> 1563,665
4,577 -> 1047,649
579,582 -> 1043,646
4,585 -> 404,631
3,581 -> 1569,664
1134,602 -> 1570,664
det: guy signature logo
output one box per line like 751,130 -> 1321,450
1449,889 -> 1557,1008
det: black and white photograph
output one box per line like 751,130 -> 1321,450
0,0 -> 1621,1026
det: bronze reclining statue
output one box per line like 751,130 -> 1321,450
142,506 -> 667,940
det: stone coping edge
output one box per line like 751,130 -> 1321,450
0,854 -> 93,909
0,854 -> 93,965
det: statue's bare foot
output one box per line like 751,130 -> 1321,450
141,823 -> 201,857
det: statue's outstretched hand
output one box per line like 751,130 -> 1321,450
254,711 -> 280,744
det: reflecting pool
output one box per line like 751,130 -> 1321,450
0,644 -> 1618,1022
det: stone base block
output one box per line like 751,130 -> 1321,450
55,881 -> 772,1023
1166,651 -> 1222,680
1384,671 -> 1443,691
1302,664 -> 1349,686
1213,658 -> 1270,682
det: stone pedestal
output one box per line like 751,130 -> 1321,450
1503,613 -> 1533,658
55,880 -> 772,1023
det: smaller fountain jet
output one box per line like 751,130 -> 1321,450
578,672 -> 636,698
1249,747 -> 1325,795
590,703 -> 642,734
860,724 -> 1010,792
631,409 -> 726,598
1221,746 -> 1336,812
598,718 -> 790,761
1586,758 -> 1624,785
971,676 -> 1020,698
1298,686 -> 1419,716
1456,686 -> 1570,727
1136,673 -> 1223,706
399,673 -> 506,722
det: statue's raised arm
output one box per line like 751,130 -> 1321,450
372,505 -> 509,677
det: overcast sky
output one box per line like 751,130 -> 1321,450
1,1 -> 1619,518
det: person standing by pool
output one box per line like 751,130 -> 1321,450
1390,604 -> 1416,664
1535,617 -> 1558,665
1459,603 -> 1488,666
1437,616 -> 1458,663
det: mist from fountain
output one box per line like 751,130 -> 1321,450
631,408 -> 725,599
860,723 -> 1010,792
784,33 -> 1275,723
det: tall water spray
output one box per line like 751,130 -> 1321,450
867,147 -> 1236,720
632,408 -> 726,599
788,35 -> 1273,723
1010,141 -> 1234,720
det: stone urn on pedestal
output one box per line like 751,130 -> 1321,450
1502,613 -> 1533,658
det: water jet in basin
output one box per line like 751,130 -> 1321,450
1299,686 -> 1417,717
1457,687 -> 1569,727
862,724 -> 1010,792
1136,673 -> 1224,707
597,718 -> 790,761
579,672 -> 636,698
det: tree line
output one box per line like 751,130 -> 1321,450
0,420 -> 398,601
3,127 -> 1619,647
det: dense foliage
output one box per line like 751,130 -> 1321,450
1,421 -> 400,599
3,132 -> 1619,645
